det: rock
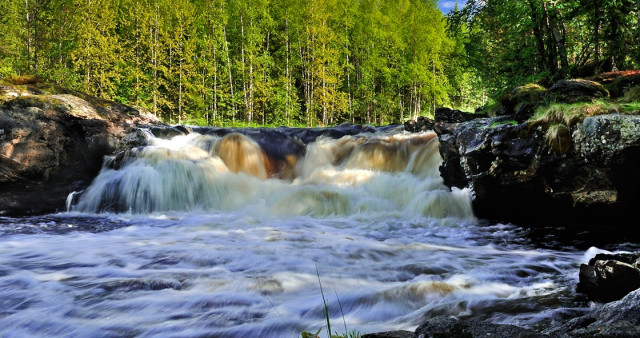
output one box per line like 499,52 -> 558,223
577,252 -> 640,302
498,84 -> 546,120
146,125 -> 192,139
543,288 -> 640,337
362,331 -> 413,338
0,88 -> 163,215
412,316 -> 540,338
404,116 -> 434,132
434,108 -> 485,124
435,113 -> 640,226
588,70 -> 640,98
543,79 -> 609,104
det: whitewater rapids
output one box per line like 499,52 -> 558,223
0,127 -> 586,336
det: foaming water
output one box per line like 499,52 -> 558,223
0,128 -> 590,336
0,213 -> 585,336
71,130 -> 471,218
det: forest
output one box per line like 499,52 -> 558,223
1,0 -> 639,126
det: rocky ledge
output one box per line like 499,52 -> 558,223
432,79 -> 640,226
0,84 -> 164,215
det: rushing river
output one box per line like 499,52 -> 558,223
0,127 -> 624,337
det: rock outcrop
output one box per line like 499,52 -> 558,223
543,288 -> 640,337
433,76 -> 639,226
578,252 -> 640,302
435,112 -> 640,225
0,85 -> 163,215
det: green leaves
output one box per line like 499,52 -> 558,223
2,0 -> 480,125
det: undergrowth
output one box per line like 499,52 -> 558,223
529,99 -> 640,153
530,100 -> 639,127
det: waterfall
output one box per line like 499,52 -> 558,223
70,128 -> 472,219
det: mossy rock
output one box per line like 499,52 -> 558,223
498,84 -> 546,117
5,94 -> 66,111
544,79 -> 609,104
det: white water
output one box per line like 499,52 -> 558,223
0,130 -> 585,337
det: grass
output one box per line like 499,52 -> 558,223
489,120 -> 518,128
529,100 -> 639,127
300,265 -> 362,338
527,99 -> 640,153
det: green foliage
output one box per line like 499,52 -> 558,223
1,0 -> 478,126
451,0 -> 640,99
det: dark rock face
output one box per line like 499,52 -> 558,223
498,84 -> 546,121
435,113 -> 640,225
412,316 -> 540,338
578,252 -> 640,302
434,108 -> 486,124
543,288 -> 640,337
404,116 -> 434,132
362,331 -> 413,338
543,79 -> 609,104
0,88 -> 163,215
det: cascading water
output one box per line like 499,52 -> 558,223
70,130 -> 471,218
0,126 -> 597,336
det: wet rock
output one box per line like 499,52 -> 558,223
435,113 -> 640,226
543,79 -> 609,104
404,116 -> 434,132
544,288 -> 640,337
412,316 -> 540,338
498,84 -> 546,119
144,125 -> 192,139
434,108 -> 485,124
362,331 -> 412,338
0,87 -> 163,215
577,252 -> 640,302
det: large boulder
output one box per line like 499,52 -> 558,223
435,113 -> 640,226
434,108 -> 485,124
543,79 -> 609,104
498,84 -> 546,121
543,288 -> 640,337
577,252 -> 640,302
412,316 -> 540,338
0,86 -> 163,215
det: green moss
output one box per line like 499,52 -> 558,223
476,101 -> 500,117
529,101 -> 630,128
512,83 -> 546,103
489,120 -> 518,128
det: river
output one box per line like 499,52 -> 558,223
0,127 -> 623,337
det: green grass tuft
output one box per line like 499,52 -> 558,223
489,120 -> 518,128
301,266 -> 361,338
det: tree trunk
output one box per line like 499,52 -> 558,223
594,3 -> 601,65
527,0 -> 548,72
285,18 -> 290,125
212,22 -> 218,124
547,3 -> 568,76
240,15 -> 248,122
542,3 -> 558,75
223,25 -> 235,124
25,0 -> 31,73
153,4 -> 158,117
